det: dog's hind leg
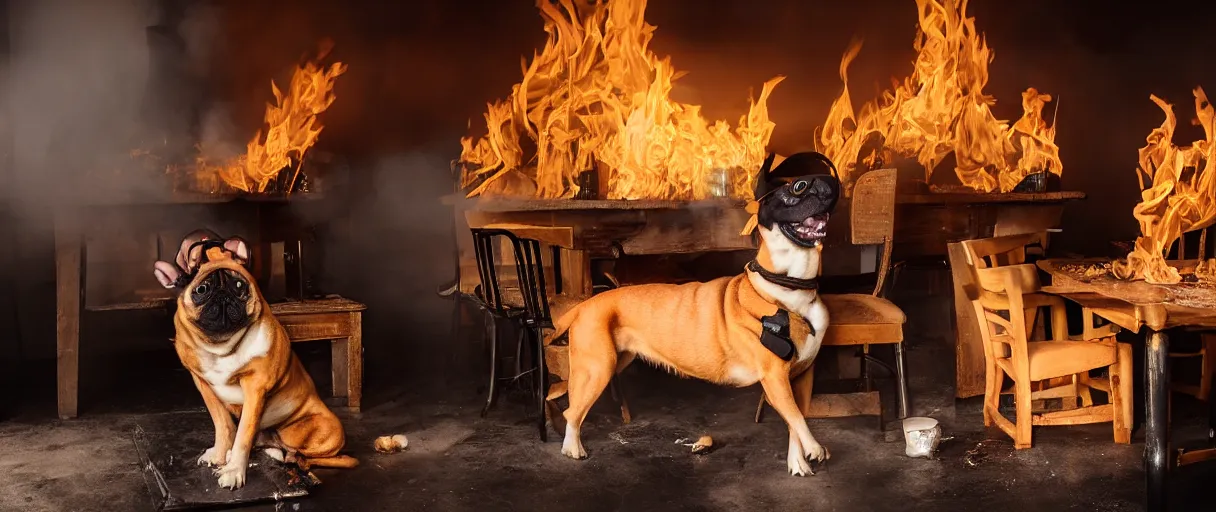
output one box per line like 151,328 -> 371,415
759,373 -> 830,476
561,326 -> 617,460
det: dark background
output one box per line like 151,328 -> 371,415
2,0 -> 1215,413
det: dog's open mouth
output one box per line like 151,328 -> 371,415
781,212 -> 830,245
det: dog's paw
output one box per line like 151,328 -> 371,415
560,440 -> 588,460
787,450 -> 814,476
804,442 -> 830,463
215,460 -> 248,490
197,446 -> 227,467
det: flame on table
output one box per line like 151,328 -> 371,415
175,43 -> 347,194
816,0 -> 1061,192
1112,87 -> 1216,284
459,0 -> 783,200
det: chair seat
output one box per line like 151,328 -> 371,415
822,293 -> 906,325
820,293 -> 905,346
999,339 -> 1118,382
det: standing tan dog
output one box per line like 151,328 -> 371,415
550,152 -> 841,476
154,232 -> 357,490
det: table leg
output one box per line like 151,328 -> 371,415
1145,329 -> 1170,512
54,218 -> 83,420
330,312 -> 363,412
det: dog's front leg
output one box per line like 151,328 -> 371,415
216,379 -> 267,490
759,374 -> 830,476
191,374 -> 235,467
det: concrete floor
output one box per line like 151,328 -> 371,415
3,279 -> 1216,511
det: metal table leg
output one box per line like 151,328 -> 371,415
1145,330 -> 1170,512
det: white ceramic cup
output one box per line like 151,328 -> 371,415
902,416 -> 941,458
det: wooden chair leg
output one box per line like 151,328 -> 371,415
1014,377 -> 1034,449
1076,373 -> 1094,407
983,362 -> 1003,427
1200,334 -> 1216,401
1112,342 -> 1134,444
1049,302 -> 1069,342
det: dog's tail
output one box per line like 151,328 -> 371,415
548,299 -> 586,346
303,455 -> 359,469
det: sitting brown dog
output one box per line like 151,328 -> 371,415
154,231 -> 357,489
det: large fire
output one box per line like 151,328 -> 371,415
174,43 -> 347,194
816,0 -> 1061,193
459,0 -> 783,201
1111,87 -> 1216,285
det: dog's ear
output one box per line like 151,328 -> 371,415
153,260 -> 182,289
753,152 -> 777,200
223,237 -> 250,265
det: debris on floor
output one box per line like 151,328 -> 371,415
374,434 -> 410,454
964,439 -> 1013,468
674,435 -> 715,455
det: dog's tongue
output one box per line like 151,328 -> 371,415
800,215 -> 828,230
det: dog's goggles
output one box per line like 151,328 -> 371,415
171,239 -> 236,289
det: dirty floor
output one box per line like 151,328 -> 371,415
3,284 -> 1216,511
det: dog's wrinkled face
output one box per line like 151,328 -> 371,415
181,247 -> 262,340
753,152 -> 842,248
757,175 -> 840,247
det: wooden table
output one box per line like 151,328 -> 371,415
1037,258 -> 1216,512
450,197 -> 756,297
54,193 -> 329,419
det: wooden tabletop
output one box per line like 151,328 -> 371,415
73,191 -> 328,207
897,191 -> 1086,205
1037,258 -> 1216,331
444,191 -> 1086,212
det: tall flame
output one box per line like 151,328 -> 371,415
1112,87 -> 1216,284
816,0 -> 1061,192
459,0 -> 783,200
200,44 -> 347,193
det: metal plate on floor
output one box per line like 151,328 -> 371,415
132,425 -> 316,511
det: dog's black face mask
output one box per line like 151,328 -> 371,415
191,268 -> 254,338
754,152 -> 842,248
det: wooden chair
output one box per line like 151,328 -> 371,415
1165,226 -> 1216,401
961,234 -> 1132,448
755,168 -> 909,424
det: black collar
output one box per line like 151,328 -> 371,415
746,260 -> 819,291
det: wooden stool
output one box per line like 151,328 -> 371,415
272,297 -> 366,411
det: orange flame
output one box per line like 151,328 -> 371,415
1112,87 -> 1216,284
816,0 -> 1061,192
459,0 -> 783,200
197,44 -> 347,193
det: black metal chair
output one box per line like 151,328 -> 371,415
470,228 -> 553,441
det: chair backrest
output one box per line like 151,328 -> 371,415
959,234 -> 1046,363
1169,225 -> 1212,261
959,233 -> 1045,299
470,228 -> 553,327
849,168 -> 898,296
